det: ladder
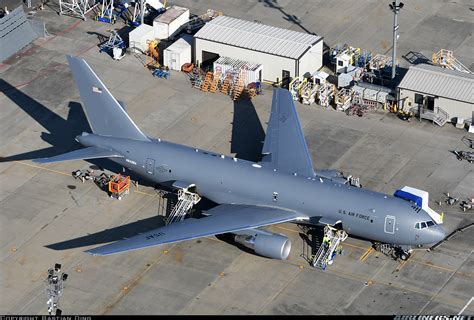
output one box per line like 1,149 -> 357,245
312,226 -> 348,269
166,189 -> 201,225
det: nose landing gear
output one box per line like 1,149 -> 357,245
394,247 -> 412,261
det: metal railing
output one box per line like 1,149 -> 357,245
410,106 -> 449,126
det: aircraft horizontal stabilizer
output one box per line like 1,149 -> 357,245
33,146 -> 123,164
86,204 -> 305,256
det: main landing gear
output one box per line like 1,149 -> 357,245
375,243 -> 412,261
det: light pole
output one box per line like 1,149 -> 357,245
389,1 -> 404,79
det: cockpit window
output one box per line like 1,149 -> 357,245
415,220 -> 435,229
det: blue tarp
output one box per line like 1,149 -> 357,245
394,189 -> 423,207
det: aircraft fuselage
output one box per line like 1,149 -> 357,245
77,133 -> 445,247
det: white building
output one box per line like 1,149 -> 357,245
163,37 -> 192,71
398,64 -> 474,123
193,16 -> 323,83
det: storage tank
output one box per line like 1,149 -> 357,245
153,6 -> 189,40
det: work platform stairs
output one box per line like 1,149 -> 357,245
312,226 -> 348,269
410,106 -> 449,127
166,188 -> 201,225
432,49 -> 472,74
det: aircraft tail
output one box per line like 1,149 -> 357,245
67,55 -> 150,142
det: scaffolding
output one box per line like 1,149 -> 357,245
312,226 -> 348,269
94,0 -> 116,24
59,0 -> 99,20
289,76 -> 305,101
357,50 -> 372,68
335,88 -> 352,111
166,188 -> 201,225
317,83 -> 335,108
368,54 -> 391,72
44,263 -> 68,316
99,30 -> 126,59
432,49 -> 472,74
300,81 -> 318,105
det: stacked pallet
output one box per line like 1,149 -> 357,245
209,70 -> 221,93
220,74 -> 232,94
201,72 -> 213,92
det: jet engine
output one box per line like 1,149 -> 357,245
233,229 -> 291,260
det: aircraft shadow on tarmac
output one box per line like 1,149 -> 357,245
231,96 -> 265,162
1,79 -> 266,251
1,78 -> 162,186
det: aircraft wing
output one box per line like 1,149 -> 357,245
33,146 -> 123,164
260,89 -> 315,177
86,204 -> 304,256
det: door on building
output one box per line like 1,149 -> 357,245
146,158 -> 155,175
281,70 -> 291,89
201,51 -> 219,70
170,52 -> 178,71
426,96 -> 435,111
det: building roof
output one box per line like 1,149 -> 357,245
398,64 -> 474,103
155,5 -> 189,24
194,16 -> 322,59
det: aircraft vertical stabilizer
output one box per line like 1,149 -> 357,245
67,55 -> 150,142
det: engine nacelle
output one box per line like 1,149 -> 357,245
233,229 -> 291,260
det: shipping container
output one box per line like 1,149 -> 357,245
153,6 -> 189,40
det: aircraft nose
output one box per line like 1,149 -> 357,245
431,225 -> 446,243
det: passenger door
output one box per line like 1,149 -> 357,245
384,215 -> 396,234
146,158 -> 155,175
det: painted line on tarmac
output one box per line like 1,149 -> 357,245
458,296 -> 474,315
14,161 -> 157,197
359,247 -> 374,261
15,160 -> 71,177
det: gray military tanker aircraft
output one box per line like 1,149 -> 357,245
35,56 -> 446,260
